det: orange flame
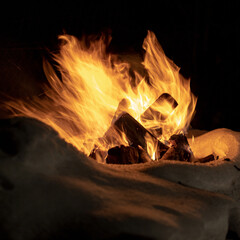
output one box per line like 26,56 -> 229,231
4,31 -> 197,160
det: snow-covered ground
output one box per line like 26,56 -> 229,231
0,117 -> 239,239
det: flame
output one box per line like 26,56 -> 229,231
192,135 -> 195,144
145,133 -> 158,160
4,31 -> 197,161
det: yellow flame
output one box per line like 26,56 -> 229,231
192,135 -> 195,144
141,31 -> 197,140
145,133 -> 158,160
4,31 -> 197,160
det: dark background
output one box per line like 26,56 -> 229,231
0,1 -> 239,131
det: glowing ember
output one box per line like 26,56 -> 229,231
4,31 -> 197,161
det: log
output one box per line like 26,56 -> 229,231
114,113 -> 152,149
141,93 -> 178,121
140,93 -> 178,137
106,145 -> 152,164
160,135 -> 216,163
113,113 -> 168,159
90,99 -> 170,162
161,134 -> 193,162
106,145 -> 139,164
137,145 -> 152,163
197,154 -> 215,163
91,112 -> 169,162
94,99 -> 132,148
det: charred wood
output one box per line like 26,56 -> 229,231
113,113 -> 168,159
160,134 -> 193,162
106,145 -> 152,164
141,93 -> 178,122
106,145 -> 139,164
90,112 -> 169,162
197,154 -> 215,163
114,112 -> 153,149
137,145 -> 152,163
140,93 -> 178,137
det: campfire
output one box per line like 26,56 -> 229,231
4,31 -> 202,164
1,30 -> 240,239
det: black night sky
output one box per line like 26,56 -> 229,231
0,1 -> 239,131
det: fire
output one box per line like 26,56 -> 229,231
4,31 -> 197,161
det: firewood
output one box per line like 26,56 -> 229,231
160,134 -> 193,162
106,144 -> 153,164
141,93 -> 178,121
95,99 -> 133,149
113,113 -> 169,159
137,145 -> 152,163
90,104 -> 169,162
156,140 -> 170,159
197,154 -> 215,163
106,145 -> 140,164
114,113 -> 152,149
90,111 -> 169,163
160,135 -> 216,163
140,93 -> 178,137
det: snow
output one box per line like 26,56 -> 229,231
0,117 -> 240,239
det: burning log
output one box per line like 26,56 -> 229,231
106,145 -> 152,164
161,134 -> 193,162
160,134 -> 216,163
106,145 -> 139,164
114,112 -> 152,149
91,93 -> 178,163
140,93 -> 178,137
137,145 -> 152,163
90,112 -> 169,163
90,93 -> 191,163
113,113 -> 169,159
91,110 -> 217,164
141,93 -> 178,121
